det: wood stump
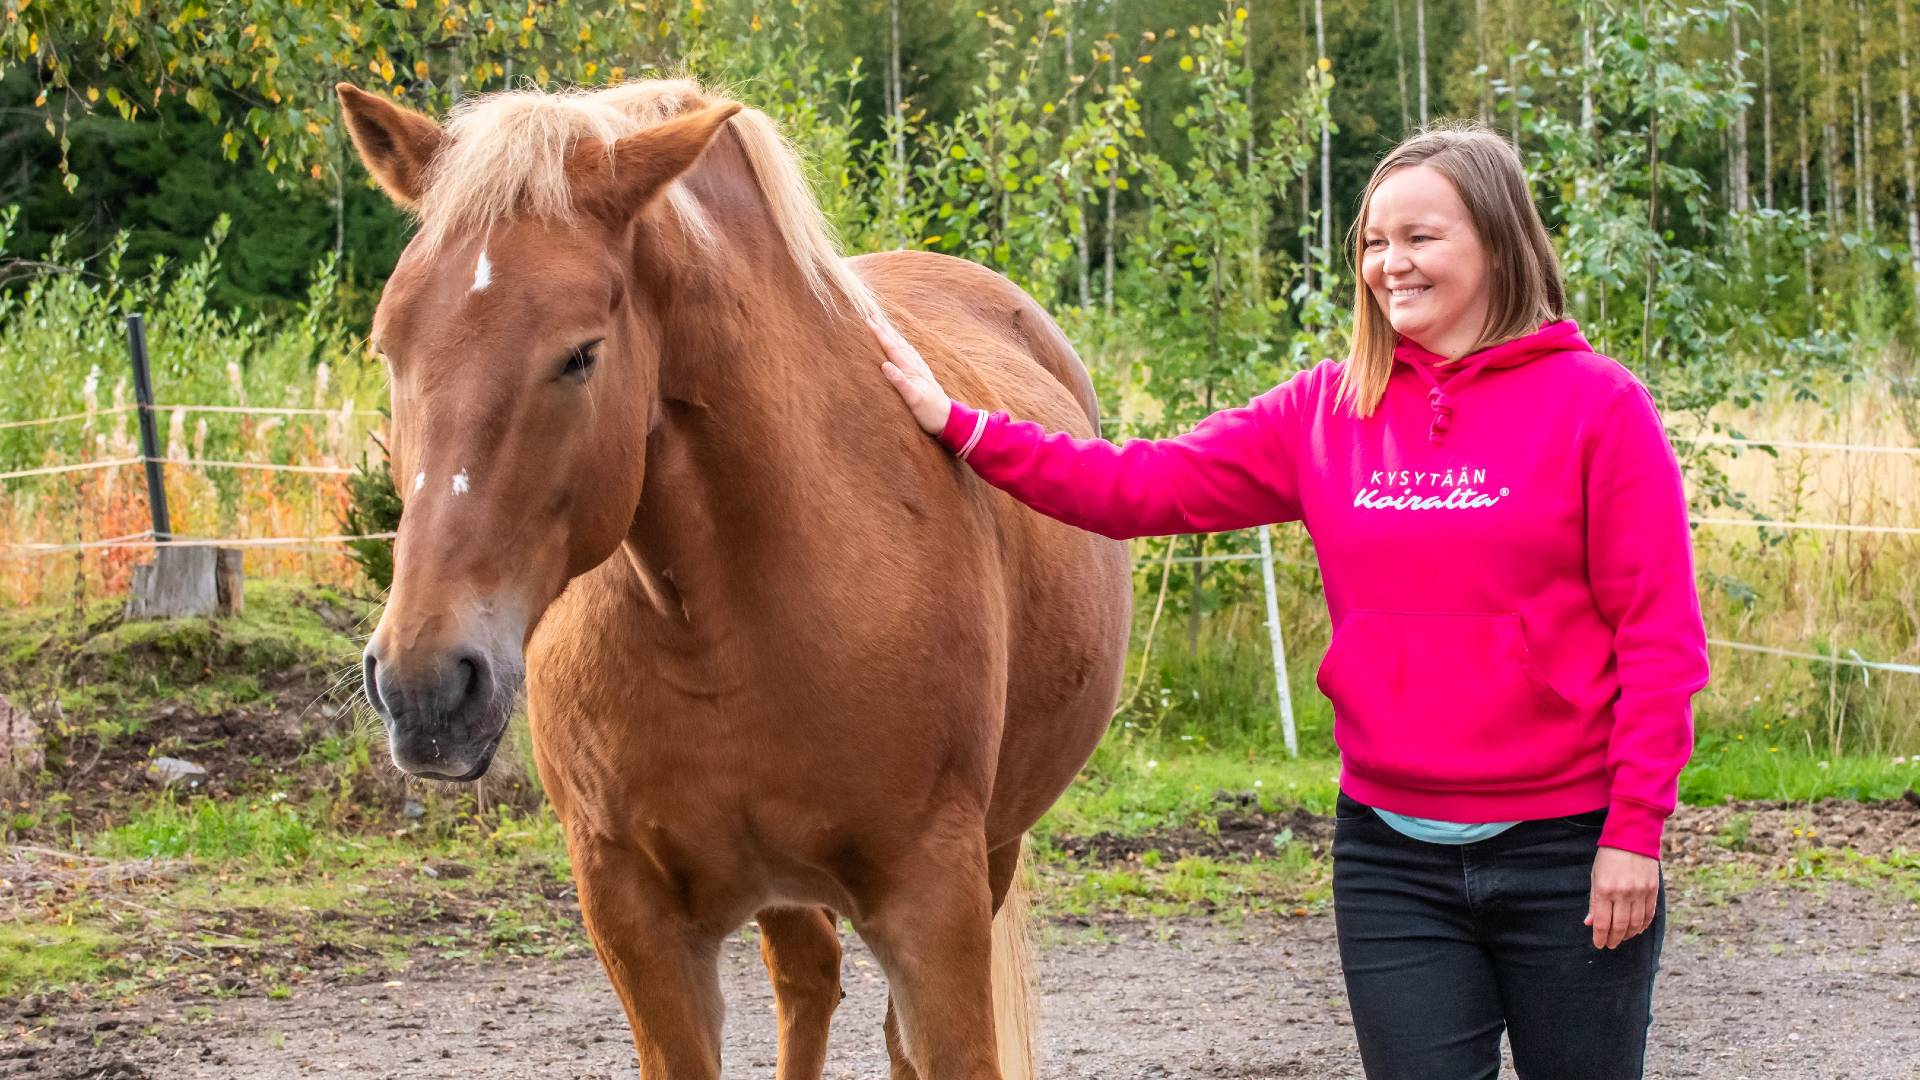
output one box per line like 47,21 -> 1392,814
127,547 -> 244,619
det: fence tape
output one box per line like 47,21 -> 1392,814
1690,516 -> 1920,537
1,456 -> 355,481
0,405 -> 134,431
1707,638 -> 1920,676
1674,434 -> 1920,457
0,531 -> 395,559
0,457 -> 144,481
6,531 -> 1913,677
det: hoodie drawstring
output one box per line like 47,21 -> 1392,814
1403,353 -> 1501,445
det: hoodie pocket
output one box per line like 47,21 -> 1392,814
1317,610 -> 1580,789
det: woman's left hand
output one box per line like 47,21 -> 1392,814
1585,847 -> 1661,949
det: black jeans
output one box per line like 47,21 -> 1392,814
1332,790 -> 1664,1080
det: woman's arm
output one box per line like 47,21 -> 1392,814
873,318 -> 1306,540
1583,381 -> 1711,858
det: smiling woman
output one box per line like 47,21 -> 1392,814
870,119 -> 1708,1080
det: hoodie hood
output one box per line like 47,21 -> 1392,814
1392,320 -> 1593,444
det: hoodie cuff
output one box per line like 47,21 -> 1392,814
1598,798 -> 1667,860
938,400 -> 989,459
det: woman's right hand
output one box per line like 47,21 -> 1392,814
870,317 -> 953,436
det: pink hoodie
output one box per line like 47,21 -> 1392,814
939,320 -> 1709,858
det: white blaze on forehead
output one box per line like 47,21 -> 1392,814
412,471 -> 425,493
470,250 -> 493,292
452,469 -> 471,495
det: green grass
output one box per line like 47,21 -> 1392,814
1681,733 -> 1920,803
0,921 -> 114,998
1038,850 -> 1330,920
95,797 -> 320,864
1036,740 -> 1341,843
1038,739 -> 1919,848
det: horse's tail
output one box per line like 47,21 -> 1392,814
990,840 -> 1037,1080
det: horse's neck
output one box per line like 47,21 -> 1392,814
626,200 -> 884,598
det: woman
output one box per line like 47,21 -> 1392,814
869,122 -> 1709,1079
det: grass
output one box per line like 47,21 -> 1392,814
95,797 -> 320,864
1681,733 -> 1920,803
1,803 -> 579,1001
0,922 -> 115,999
1039,740 -> 1920,847
2,576 -> 1914,1002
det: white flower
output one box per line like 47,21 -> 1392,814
1145,759 -> 1159,770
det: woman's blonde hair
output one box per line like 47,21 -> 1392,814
1336,121 -> 1566,418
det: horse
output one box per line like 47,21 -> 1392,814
339,77 -> 1132,1079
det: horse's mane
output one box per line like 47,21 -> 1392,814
413,78 -> 881,322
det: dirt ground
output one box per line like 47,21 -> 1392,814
5,874 -> 1916,1080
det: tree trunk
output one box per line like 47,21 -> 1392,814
1821,27 -> 1841,225
1316,0 -> 1332,258
1392,0 -> 1410,133
1799,1 -> 1815,298
1066,1 -> 1090,308
1581,4 -> 1595,143
1103,3 -> 1117,314
1761,0 -> 1774,210
1416,0 -> 1430,126
1301,0 -> 1314,290
1476,0 -> 1491,122
1855,0 -> 1874,233
1896,0 -> 1920,314
1643,107 -> 1660,369
1509,54 -> 1521,152
1247,3 -> 1262,299
1731,7 -> 1750,212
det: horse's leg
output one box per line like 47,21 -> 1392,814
860,823 -> 1001,1080
568,830 -> 727,1079
879,836 -> 1027,1080
756,906 -> 842,1080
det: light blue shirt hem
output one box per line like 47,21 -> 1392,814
1373,809 -> 1521,844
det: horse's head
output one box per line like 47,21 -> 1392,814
339,82 -> 740,780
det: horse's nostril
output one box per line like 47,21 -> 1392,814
363,651 -> 388,718
453,653 -> 490,712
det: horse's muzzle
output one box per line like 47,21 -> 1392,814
363,644 -> 514,781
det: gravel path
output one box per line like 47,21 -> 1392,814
12,881 -> 1917,1080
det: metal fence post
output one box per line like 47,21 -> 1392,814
124,313 -> 171,542
1258,525 -> 1299,757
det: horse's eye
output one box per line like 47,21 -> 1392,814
561,340 -> 603,379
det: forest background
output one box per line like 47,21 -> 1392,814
1,0 -> 1917,820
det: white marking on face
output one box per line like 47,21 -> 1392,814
471,251 -> 492,292
452,469 -> 471,496
412,471 -> 425,493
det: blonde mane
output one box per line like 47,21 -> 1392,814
413,78 -> 882,322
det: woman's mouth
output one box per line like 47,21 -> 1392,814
1389,285 -> 1432,301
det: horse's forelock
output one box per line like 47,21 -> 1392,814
405,78 -> 880,322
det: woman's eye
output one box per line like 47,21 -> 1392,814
1410,235 -> 1434,243
1364,238 -> 1386,250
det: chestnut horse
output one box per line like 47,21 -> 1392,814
339,78 -> 1131,1079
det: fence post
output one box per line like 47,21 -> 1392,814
1258,525 -> 1299,757
124,313 -> 171,542
121,314 -> 240,618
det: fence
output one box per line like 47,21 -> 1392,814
3,315 -> 1916,755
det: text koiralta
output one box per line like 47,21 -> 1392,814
1353,467 -> 1511,511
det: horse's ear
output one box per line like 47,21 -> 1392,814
577,103 -> 745,223
336,82 -> 446,209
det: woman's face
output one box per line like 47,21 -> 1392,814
1360,165 -> 1491,361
